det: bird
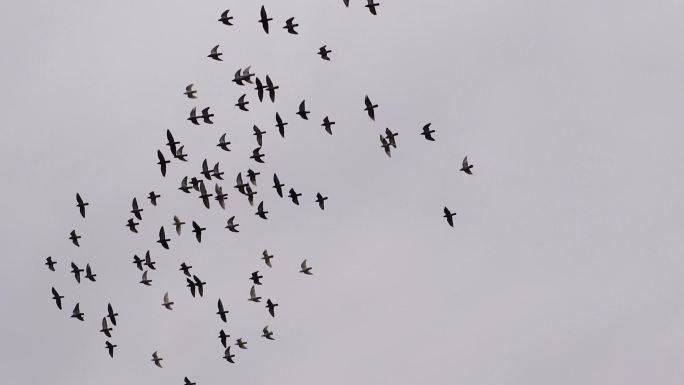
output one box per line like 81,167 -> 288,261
262,250 -> 274,267
179,177 -> 192,194
217,133 -> 231,152
272,174 -> 285,198
212,162 -> 224,180
241,66 -> 255,84
126,218 -> 139,233
162,292 -> 174,310
343,0 -> 350,6
284,17 -> 299,34
184,377 -> 196,385
236,338 -> 248,349
140,270 -> 152,286
365,0 -> 380,15
253,125 -> 265,146
69,230 -> 81,247
70,262 -> 84,283
420,123 -> 435,141
190,177 -> 202,191
107,303 -> 118,325
179,262 -> 192,277
186,278 -> 197,297
300,259 -> 313,275
188,107 -> 214,125
250,147 -> 266,163
236,94 -> 250,111
316,193 -> 328,210
218,9 -> 234,25
234,172 -> 249,194
266,299 -> 278,317
184,84 -> 197,99
297,100 -> 310,120
51,287 -> 64,309
176,145 -> 188,160
250,271 -> 264,285
255,201 -> 269,219
460,156 -> 474,175
100,317 -> 112,338
318,45 -> 332,60
71,303 -> 84,321
201,159 -> 213,180
215,184 -> 228,209
218,329 -> 230,348
249,285 -> 262,302
288,188 -> 302,205
198,181 -> 213,209
262,326 -> 275,340
131,197 -> 143,220
132,254 -> 144,271
385,128 -> 398,148
166,129 -> 180,156
275,112 -> 288,138
75,193 -> 89,218
364,95 -> 378,120
322,116 -> 336,135
223,346 -> 235,363
258,5 -> 272,34
245,185 -> 257,206
105,341 -> 116,358
247,169 -> 260,186
226,216 -> 240,233
443,207 -> 456,227
151,351 -> 163,368
265,76 -> 278,102
208,45 -> 223,61
157,150 -> 170,177
254,77 -> 266,101
380,135 -> 392,157
173,215 -> 185,235
217,299 -> 229,322
85,264 -> 97,282
193,275 -> 206,297
45,257 -> 57,271
192,221 -> 206,243
144,250 -> 156,270
147,191 -> 160,206
157,226 -> 170,249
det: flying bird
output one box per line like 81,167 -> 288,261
217,133 -> 231,151
219,329 -> 230,348
186,278 -> 197,297
223,346 -> 235,363
262,250 -> 274,267
215,184 -> 228,209
70,262 -> 84,283
265,76 -> 278,102
100,317 -> 112,338
254,77 -> 266,101
379,135 -> 391,157
75,193 -> 89,218
85,263 -> 97,282
262,326 -> 275,340
71,303 -> 84,321
275,112 -> 288,137
343,0 -> 350,6
201,159 -> 213,180
184,84 -> 197,99
284,17 -> 299,34
140,270 -> 152,286
173,215 -> 185,235
460,156 -> 474,175
212,162 -> 224,180
272,174 -> 284,198
184,377 -> 196,385
443,207 -> 456,227
364,95 -> 378,120
190,177 -> 201,191
226,216 -> 240,233
365,0 -> 380,15
250,147 -> 265,163
51,287 -> 64,309
208,45 -> 223,61
144,250 -> 156,270
147,191 -> 160,206
316,193 -> 328,210
234,172 -> 248,194
131,197 -> 143,220
247,169 -> 260,186
45,257 -> 57,271
187,107 -> 214,125
253,125 -> 265,146
236,338 -> 248,349
385,128 -> 398,148
107,303 -> 118,325
300,259 -> 313,275
258,6 -> 272,34
318,45 -> 332,60
126,218 -> 139,233
322,116 -> 336,135
162,292 -> 174,310
179,262 -> 192,277
288,188 -> 302,205
157,150 -> 170,177
255,201 -> 268,219
297,100 -> 310,120
250,271 -> 264,285
157,227 -> 170,249
132,254 -> 144,271
266,299 -> 278,317
421,123 -> 435,141
166,129 -> 179,156
193,275 -> 206,297
236,94 -> 250,111
245,185 -> 257,206
69,230 -> 81,247
192,221 -> 206,243
217,299 -> 229,322
151,351 -> 163,368
241,66 -> 255,84
198,181 -> 213,209
218,9 -> 234,25
249,285 -> 261,302
105,341 -> 116,358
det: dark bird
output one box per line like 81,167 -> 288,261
236,338 -> 248,349
265,75 -> 278,102
173,215 -> 185,235
217,299 -> 229,322
255,77 -> 266,102
166,129 -> 180,156
321,116 -> 336,135
249,285 -> 261,302
75,193 -> 89,218
300,259 -> 313,275
69,230 -> 81,247
255,201 -> 268,219
208,45 -> 223,61
266,299 -> 278,317
192,221 -> 206,243
234,172 -> 248,194
223,346 -> 235,363
241,66 -> 255,84
365,0 -> 380,15
85,264 -> 97,282
175,145 -> 188,161
262,326 -> 275,340
316,193 -> 328,210
232,69 -> 246,86
184,84 -> 197,99
179,177 -> 192,193
184,378 -> 196,385
380,135 -> 392,157
262,250 -> 274,267
132,254 -> 144,271
70,262 -> 84,283
253,125 -> 265,146
144,250 -> 156,270
258,5 -> 272,34
421,123 -> 435,141
201,159 -> 213,180
186,278 -> 197,297
297,100 -> 310,120
140,270 -> 152,286
385,128 -> 398,148
272,174 -> 284,198
107,303 -> 118,326
45,257 -> 57,271
187,107 -> 214,125
199,181 -> 213,209
318,45 -> 332,60
288,188 -> 302,205
250,271 -> 264,286
215,184 -> 228,209
100,317 -> 112,338
212,162 -> 224,180
131,197 -> 143,220
179,262 -> 192,277
247,169 -> 260,186
162,292 -> 174,310
343,0 -> 350,6
193,275 -> 206,297
275,112 -> 288,137
245,185 -> 257,206
284,17 -> 299,34
157,227 -> 170,249
71,303 -> 84,321
105,341 -> 116,358
364,95 -> 378,120
190,177 -> 201,191
219,329 -> 230,348
51,287 -> 64,310
126,218 -> 139,233
218,9 -> 234,25
217,133 -> 231,152
151,351 -> 163,368
236,94 -> 250,111
250,147 -> 266,163
443,207 -> 456,227
147,191 -> 160,206
460,156 -> 474,175
157,150 -> 170,177
226,216 -> 240,233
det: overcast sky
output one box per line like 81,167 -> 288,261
2,0 -> 684,384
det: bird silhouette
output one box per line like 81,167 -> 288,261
70,262 -> 84,283
300,259 -> 313,275
45,257 -> 57,271
255,201 -> 269,219
157,226 -> 170,249
250,271 -> 264,285
126,218 -> 139,233
236,338 -> 248,349
223,346 -> 235,363
364,95 -> 378,120
147,191 -> 160,206
215,184 -> 228,209
253,125 -> 265,146
247,169 -> 260,186
184,377 -> 197,385
380,135 -> 392,157
144,250 -> 156,270
275,112 -> 288,137
85,264 -> 97,282
322,116 -> 336,135
249,285 -> 262,302
266,299 -> 278,317
140,270 -> 152,286
105,341 -> 116,358
75,193 -> 89,218
265,76 -> 278,102
132,254 -> 144,271
69,230 -> 81,247
262,250 -> 274,267
173,215 -> 185,235
151,351 -> 163,368
100,317 -> 112,338
251,147 -> 266,164
217,133 -> 231,152
51,287 -> 64,309
366,0 -> 380,15
297,100 -> 310,120
131,197 -> 143,220
208,45 -> 223,61
262,325 -> 275,340
184,84 -> 197,99
218,10 -> 234,25
443,207 -> 456,227
71,303 -> 84,321
217,299 -> 229,322
284,17 -> 299,34
236,94 -> 250,111
192,221 -> 206,243
460,156 -> 474,175
188,107 -> 214,125
316,193 -> 328,210
385,128 -> 398,148
166,129 -> 180,156
162,292 -> 174,310
198,181 -> 213,209
179,262 -> 192,277
107,303 -> 118,325
226,216 -> 240,233
258,6 -> 272,34
421,123 -> 435,141
219,329 -> 230,348
318,45 -> 332,60
212,162 -> 224,180
288,188 -> 302,205
272,174 -> 285,198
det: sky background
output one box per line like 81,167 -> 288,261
2,0 -> 684,384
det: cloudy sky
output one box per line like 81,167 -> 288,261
2,0 -> 684,384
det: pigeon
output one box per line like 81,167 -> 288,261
157,226 -> 170,249
225,216 -> 240,233
162,292 -> 174,310
176,146 -> 188,162
157,150 -> 170,177
265,75 -> 278,102
173,215 -> 185,235
420,123 -> 435,141
284,17 -> 299,34
166,130 -> 180,156
212,162 -> 224,180
223,346 -> 235,363
179,262 -> 192,277
380,135 -> 392,157
443,207 -> 456,227
45,257 -> 56,271
250,271 -> 264,285
144,250 -> 156,270
262,326 -> 275,340
208,45 -> 223,61
236,94 -> 250,111
364,95 -> 378,120
318,45 -> 332,60
297,100 -> 310,120
249,285 -> 262,302
255,201 -> 268,219
198,181 -> 213,209
262,250 -> 274,267
385,128 -> 398,148
51,287 -> 64,309
218,9 -> 234,25
272,174 -> 284,198
132,254 -> 144,271
234,172 -> 249,194
322,116 -> 336,135
107,303 -> 118,325
186,278 -> 197,297
184,84 -> 197,99
151,351 -> 163,368
76,193 -> 89,218
201,159 -> 213,180
217,133 -> 231,152
188,107 -> 214,125
126,218 -> 139,233
241,66 -> 255,84
316,193 -> 328,210
215,184 -> 227,209
300,259 -> 313,275
365,0 -> 380,15
193,275 -> 206,297
253,125 -> 265,146
190,177 -> 202,191
131,197 -> 143,220
184,377 -> 197,385
70,262 -> 84,283
247,169 -> 260,186
288,188 -> 302,205
140,270 -> 152,286
192,221 -> 206,243
275,112 -> 288,137
219,329 -> 230,348
245,185 -> 257,206
460,156 -> 474,175
105,341 -> 116,358
71,303 -> 84,321
100,317 -> 112,338
85,264 -> 97,282
250,147 -> 265,163
236,338 -> 248,349
258,6 -> 272,34
69,230 -> 81,247
217,299 -> 229,322
266,299 -> 278,317
147,191 -> 160,206
255,77 -> 266,101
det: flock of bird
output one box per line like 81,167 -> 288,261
46,2 -> 474,383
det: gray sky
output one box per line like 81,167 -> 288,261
2,0 -> 684,384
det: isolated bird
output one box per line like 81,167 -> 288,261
223,346 -> 235,363
265,76 -> 278,102
250,271 -> 264,285
85,264 -> 97,282
266,299 -> 278,317
147,191 -> 160,206
385,128 -> 398,148
51,287 -> 64,309
318,45 -> 332,60
45,257 -> 57,271
380,135 -> 392,157
132,254 -> 144,271
184,84 -> 197,99
253,125 -> 265,146
75,193 -> 89,218
251,147 -> 266,163
443,207 -> 456,227
105,341 -> 116,358
192,221 -> 206,243
157,226 -> 170,249
366,0 -> 380,15
226,216 -> 240,233
217,299 -> 229,322
421,123 -> 435,141
131,197 -> 143,220
69,230 -> 81,247
100,317 -> 112,338
157,150 -> 170,177
316,193 -> 328,210
460,156 -> 474,175
288,188 -> 302,205
166,129 -> 180,156
162,292 -> 174,310
71,303 -> 84,321
262,250 -> 274,267
262,326 -> 275,340
275,112 -> 288,137
236,94 -> 250,111
144,250 -> 156,270
236,338 -> 248,349
151,351 -> 163,368
284,17 -> 299,34
322,116 -> 336,135
258,5 -> 272,34
126,218 -> 139,233
300,259 -> 313,275
218,9 -> 234,25
297,100 -> 310,120
215,184 -> 228,209
208,45 -> 223,61
107,303 -> 118,325
199,181 -> 213,209
247,169 -> 260,186
140,270 -> 152,286
255,201 -> 269,219
249,285 -> 261,302
217,133 -> 231,151
173,215 -> 185,235
179,262 -> 192,277
70,262 -> 84,283
272,174 -> 284,198
364,95 -> 378,120
188,107 -> 214,125
219,329 -> 230,348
